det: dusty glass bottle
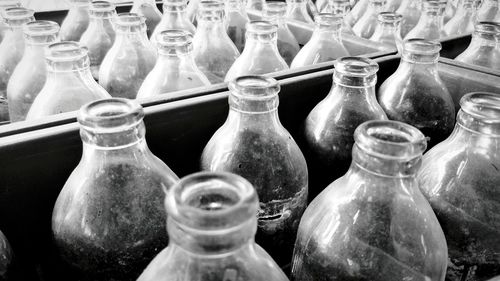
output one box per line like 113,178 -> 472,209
98,13 -> 156,99
201,76 -> 308,267
225,21 -> 288,81
352,0 -> 387,39
286,0 -> 314,23
130,0 -> 162,37
0,0 -> 21,43
247,0 -> 265,11
444,0 -> 478,36
79,1 -> 116,80
150,0 -> 195,48
225,0 -> 249,53
7,21 -> 59,122
370,12 -> 403,50
405,0 -> 446,40
0,230 -> 13,280
26,42 -> 111,120
418,92 -> 500,281
137,172 -> 290,281
345,0 -> 368,26
292,120 -> 448,281
324,0 -> 355,35
397,0 -> 422,37
137,30 -> 210,98
455,21 -> 500,70
476,0 -> 500,21
378,39 -> 455,148
193,0 -> 239,83
263,1 -> 300,66
59,0 -> 90,41
291,14 -> 349,68
52,98 -> 179,281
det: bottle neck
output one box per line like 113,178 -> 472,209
80,122 -> 146,150
196,18 -> 226,34
163,4 -> 188,14
157,50 -> 198,72
418,11 -> 444,29
470,31 -> 498,47
313,24 -> 342,41
115,28 -> 149,44
226,0 -> 246,13
456,109 -> 500,137
227,92 -> 281,127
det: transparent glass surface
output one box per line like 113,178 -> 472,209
137,30 -> 210,98
225,0 -> 249,53
477,0 -> 500,22
378,39 -> 455,148
316,0 -> 328,12
137,172 -> 290,281
7,21 -> 59,122
0,0 -> 21,43
225,21 -> 288,82
291,14 -> 349,68
345,0 -> 368,26
444,0 -> 458,23
60,0 -> 90,41
52,98 -> 179,281
150,0 -> 195,48
247,0 -> 265,11
0,230 -> 13,280
292,120 -> 448,281
26,42 -> 111,120
286,0 -> 314,23
186,0 -> 199,23
324,0 -> 355,35
488,277 -> 500,281
397,0 -> 422,37
353,0 -> 387,39
193,0 -> 239,83
201,76 -> 308,267
444,0 -> 478,36
370,12 -> 403,51
418,92 -> 500,281
99,13 -> 157,99
455,22 -> 500,71
405,0 -> 446,40
130,0 -> 162,37
386,0 -> 403,11
79,1 -> 116,80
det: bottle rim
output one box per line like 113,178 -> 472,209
314,13 -> 343,26
89,0 -> 115,12
246,20 -> 278,34
199,0 -> 224,11
377,12 -> 403,23
156,29 -> 193,47
475,21 -> 500,35
264,1 -> 287,16
45,41 -> 88,62
228,75 -> 280,100
162,0 -> 188,8
402,38 -> 442,55
1,7 -> 34,20
66,0 -> 91,6
421,0 -> 446,12
460,92 -> 500,123
78,98 -> 144,132
333,57 -> 379,77
114,13 -> 146,27
23,20 -> 60,36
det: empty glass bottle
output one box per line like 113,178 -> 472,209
79,1 -> 116,80
444,0 -> 478,36
26,42 -> 111,120
193,0 -> 239,83
137,30 -> 210,98
378,39 -> 455,148
225,0 -> 249,53
291,14 -> 349,68
353,0 -> 387,39
0,0 -> 21,43
324,0 -> 355,35
286,0 -> 314,23
370,12 -> 403,51
137,172 -> 290,281
59,0 -> 90,41
386,0 -> 403,11
292,120 -> 448,281
201,76 -> 308,267
263,1 -> 300,66
52,98 -> 179,281
444,0 -> 458,23
99,13 -> 156,99
397,0 -> 422,37
455,21 -> 500,70
130,0 -> 162,37
405,0 -> 446,40
186,0 -> 199,23
0,230 -> 13,280
247,0 -> 265,11
225,21 -> 288,81
418,92 -> 500,281
476,0 -> 500,22
150,0 -> 195,48
0,7 -> 34,122
7,20 -> 59,122
345,0 -> 368,26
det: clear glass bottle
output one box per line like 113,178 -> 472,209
386,0 -> 403,11
0,0 -> 21,43
7,21 -> 59,122
444,0 -> 478,36
352,0 -> 387,39
137,30 -> 210,98
26,42 -> 111,120
225,0 -> 249,53
186,0 -> 199,23
286,0 -> 314,23
98,13 -> 156,99
201,76 -> 308,267
263,1 -> 300,66
405,0 -> 446,40
130,0 -> 162,37
0,7 -> 34,122
292,120 -> 448,281
455,22 -> 500,70
345,0 -> 368,26
378,39 -> 455,148
303,57 -> 387,197
370,12 -> 403,51
59,0 -> 90,42
397,0 -> 422,37
193,0 -> 239,83
444,0 -> 458,23
324,0 -> 355,35
52,98 -> 179,281
247,0 -> 265,11
150,0 -> 195,48
476,0 -> 500,22
0,230 -> 13,280
225,21 -> 288,81
79,0 -> 117,80
291,14 -> 349,68
137,172 -> 290,281
418,92 -> 500,281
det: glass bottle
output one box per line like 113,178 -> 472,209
247,0 -> 265,11
397,0 -> 422,37
59,0 -> 90,41
444,0 -> 458,23
26,42 -> 111,120
386,0 -> 402,11
370,12 -> 403,51
455,22 -> 500,70
315,0 -> 328,12
79,0 -> 116,80
0,0 -> 21,43
418,92 -> 500,281
0,7 -> 34,122
324,0 -> 355,35
7,21 -> 59,122
225,21 -> 288,82
489,277 -> 500,281
286,0 -> 314,23
290,14 -> 349,68
405,0 -> 446,40
303,57 -> 387,197
130,0 -> 162,37
137,30 -> 210,98
444,0 -> 478,36
52,98 -> 179,281
378,39 -> 455,148
150,0 -> 195,48
225,0 -> 249,53
0,230 -> 13,280
201,76 -> 308,267
193,0 -> 239,83
476,0 -> 500,22
352,0 -> 387,39
345,0 -> 368,26
263,1 -> 300,66
186,0 -> 199,24
292,120 -> 448,281
137,172 -> 290,281
98,13 -> 156,99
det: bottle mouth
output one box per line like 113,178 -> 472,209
89,0 -> 115,13
333,57 -> 379,77
78,98 -> 144,132
402,38 -> 442,55
421,0 -> 446,13
460,92 -> 500,123
162,0 -> 188,7
67,0 -> 91,6
157,29 -> 193,47
114,13 -> 146,27
264,1 -> 287,17
246,20 -> 278,34
314,13 -> 343,27
23,20 -> 60,36
328,0 -> 351,14
45,41 -> 88,62
1,7 -> 34,20
377,12 -> 403,24
228,75 -> 280,100
198,0 -> 224,12
475,21 -> 500,36
368,0 -> 387,7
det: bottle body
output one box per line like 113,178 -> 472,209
59,0 -> 90,41
405,0 -> 446,40
455,22 -> 500,71
150,0 -> 196,48
130,0 -> 162,37
286,0 -> 314,23
443,0 -> 477,36
476,0 -> 500,22
226,0 -> 249,53
0,230 -> 13,280
352,0 -> 387,39
397,0 -> 422,37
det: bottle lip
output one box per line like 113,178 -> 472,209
460,92 -> 500,123
199,0 -> 224,11
402,38 -> 442,55
246,20 -> 278,34
45,41 -> 88,62
475,21 -> 500,35
114,13 -> 146,27
78,98 -> 144,132
66,0 -> 91,6
333,57 -> 379,77
1,7 -> 34,20
228,75 -> 280,100
368,0 -> 387,5
156,29 -> 193,47
264,1 -> 287,15
23,20 -> 60,36
377,12 -> 403,23
421,0 -> 446,12
162,0 -> 188,8
314,13 -> 343,26
89,0 -> 115,12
